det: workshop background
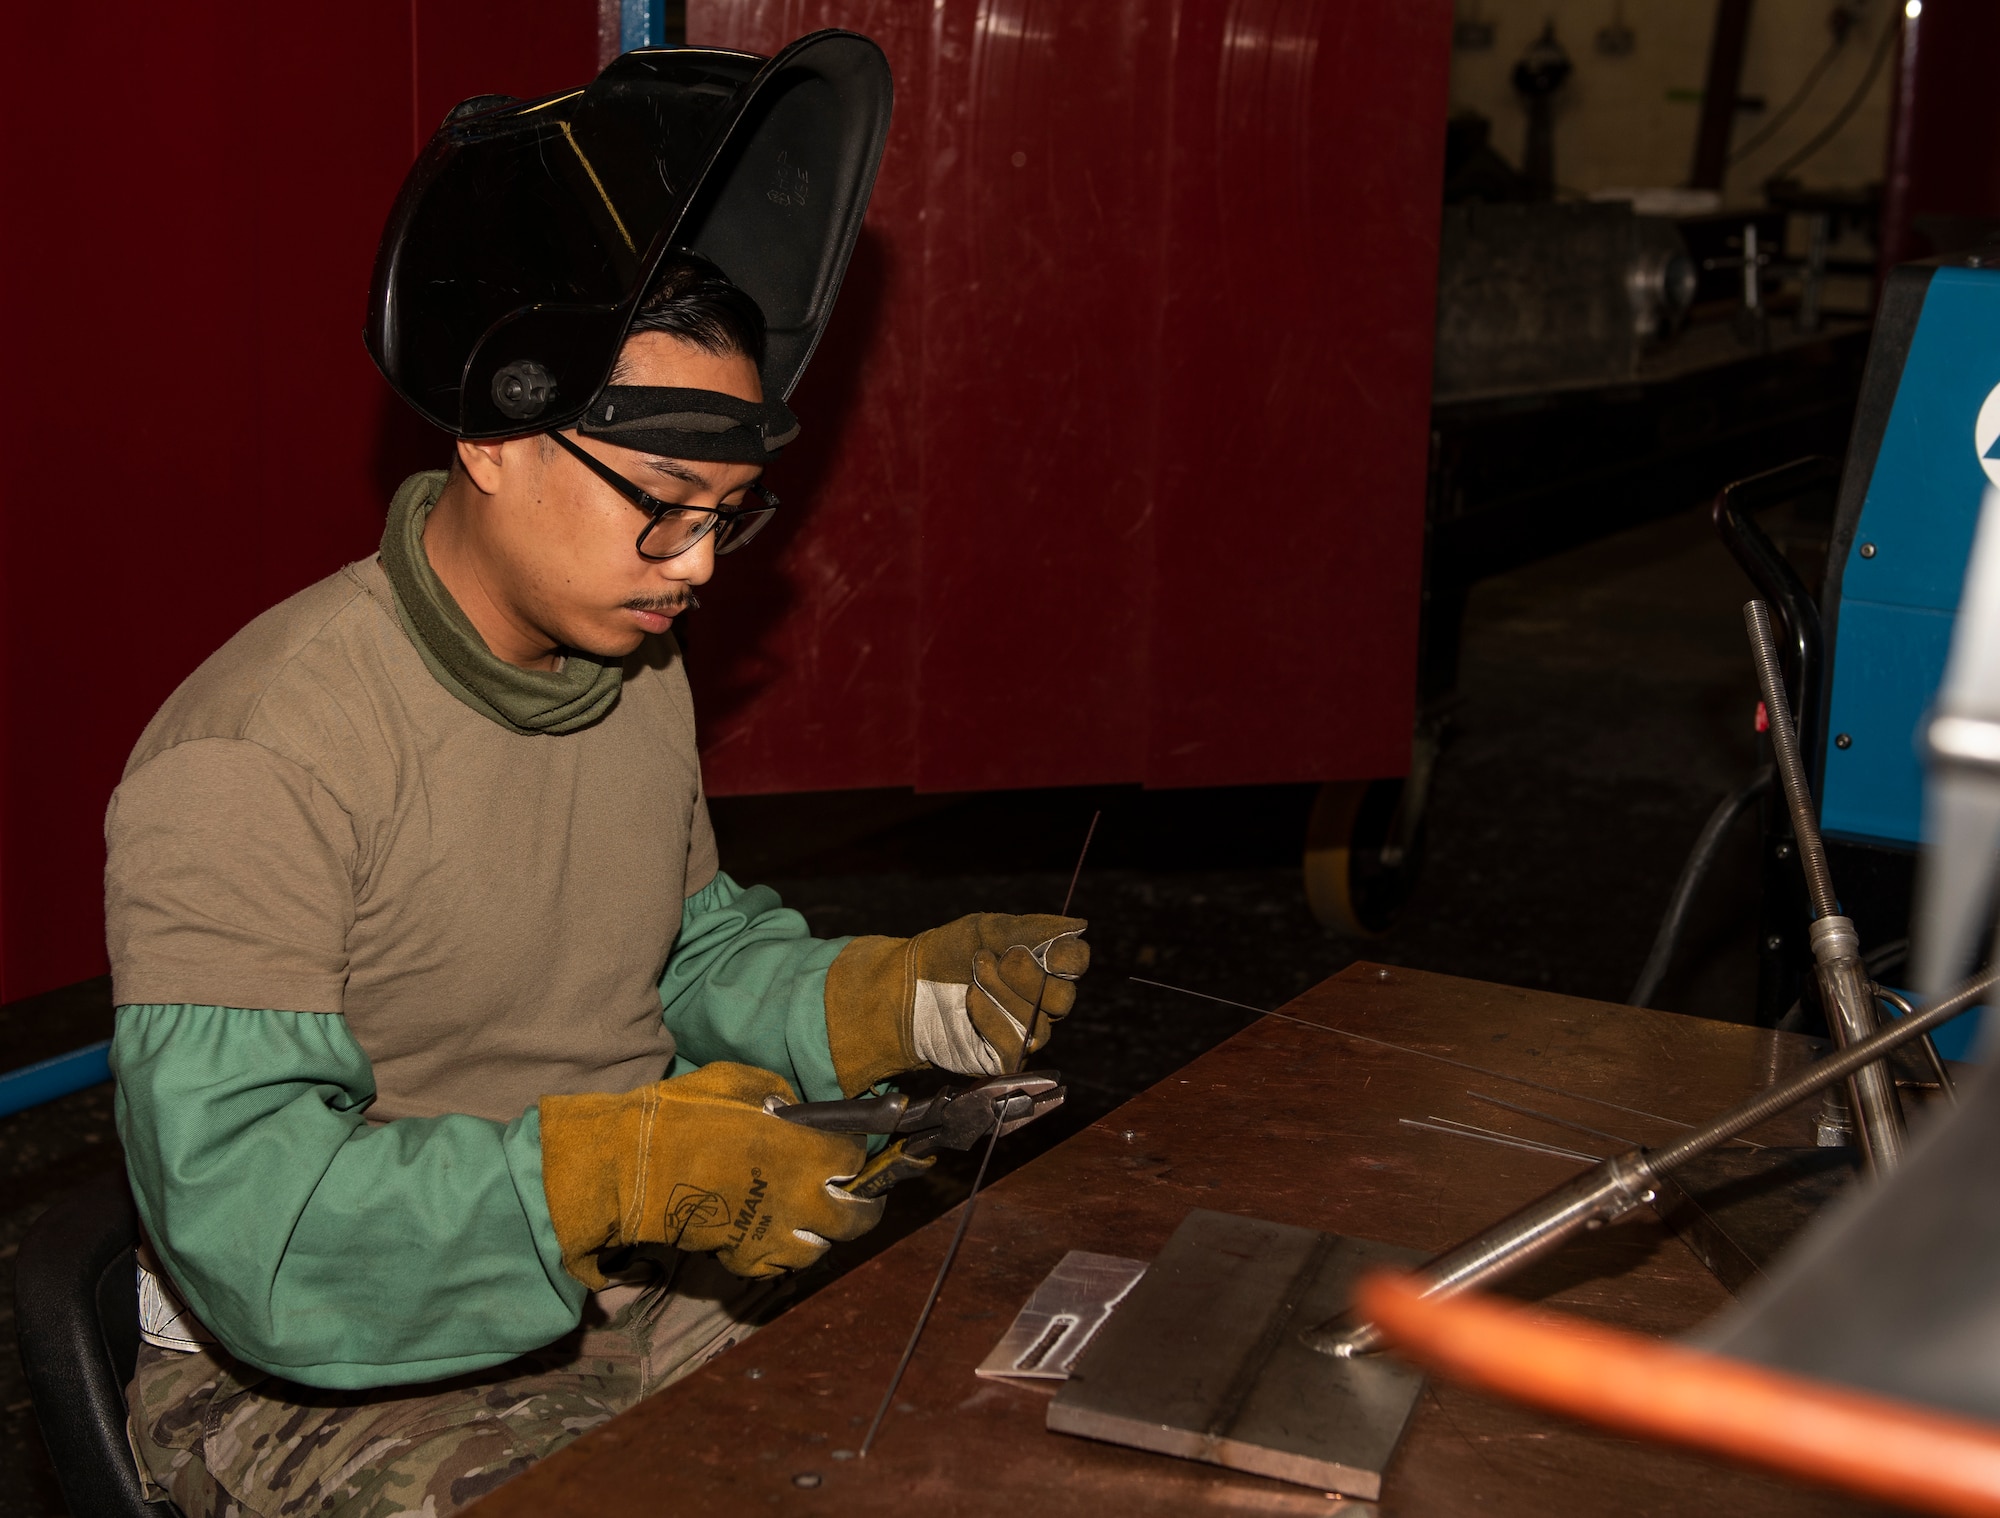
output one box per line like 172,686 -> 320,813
4,0 -> 2000,1509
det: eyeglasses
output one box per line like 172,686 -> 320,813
546,430 -> 778,561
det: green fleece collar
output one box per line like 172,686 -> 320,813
379,471 -> 623,736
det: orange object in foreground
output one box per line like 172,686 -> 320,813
1356,1273 -> 2000,1518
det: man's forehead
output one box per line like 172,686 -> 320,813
616,331 -> 763,402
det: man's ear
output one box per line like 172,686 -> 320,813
455,437 -> 509,496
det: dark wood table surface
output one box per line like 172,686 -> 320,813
472,964 -> 1900,1517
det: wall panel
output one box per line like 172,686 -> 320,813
0,2 -> 596,999
0,1 -> 1444,997
688,0 -> 1448,796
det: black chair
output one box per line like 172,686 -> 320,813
16,1168 -> 179,1516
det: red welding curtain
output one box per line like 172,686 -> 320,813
684,0 -> 1449,795
1881,1 -> 2000,269
0,0 -> 1445,1000
0,2 -> 596,999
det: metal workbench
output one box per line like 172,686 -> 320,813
467,965 -> 1894,1517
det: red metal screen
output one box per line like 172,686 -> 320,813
0,2 -> 595,1000
1881,0 -> 2000,270
686,0 -> 1448,795
0,0 -> 1445,1000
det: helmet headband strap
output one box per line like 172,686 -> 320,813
574,386 -> 799,464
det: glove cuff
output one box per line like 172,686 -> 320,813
538,1088 -> 650,1290
825,934 -> 923,1093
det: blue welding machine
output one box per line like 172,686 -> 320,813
1814,258 -> 2000,1057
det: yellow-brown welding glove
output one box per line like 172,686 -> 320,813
538,1062 -> 883,1287
824,914 -> 1089,1091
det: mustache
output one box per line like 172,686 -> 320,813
622,591 -> 702,614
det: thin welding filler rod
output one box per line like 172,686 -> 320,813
1464,1090 -> 1635,1149
857,1120 -> 1001,1457
1128,976 -> 1764,1148
1061,811 -> 1100,918
1024,808 -> 1104,1056
857,810 -> 1101,1457
1014,809 -> 1101,1075
1420,1115 -> 1605,1161
1399,1117 -> 1602,1166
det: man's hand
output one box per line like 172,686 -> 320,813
538,1062 -> 884,1286
824,914 -> 1090,1091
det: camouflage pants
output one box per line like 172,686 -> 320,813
126,1256 -> 786,1518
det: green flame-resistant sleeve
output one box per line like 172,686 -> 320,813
112,1003 -> 587,1390
657,872 -> 852,1102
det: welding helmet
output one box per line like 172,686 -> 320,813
365,30 -> 891,448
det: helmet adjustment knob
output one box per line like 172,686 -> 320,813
491,361 -> 556,420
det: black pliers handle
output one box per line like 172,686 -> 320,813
773,1072 -> 1066,1199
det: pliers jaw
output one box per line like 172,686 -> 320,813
900,1071 -> 1066,1156
776,1071 -> 1069,1199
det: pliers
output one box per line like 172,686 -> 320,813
774,1071 -> 1066,1199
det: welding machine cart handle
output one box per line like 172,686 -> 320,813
1711,457 -> 1840,765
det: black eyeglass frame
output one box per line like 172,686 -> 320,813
545,429 -> 778,562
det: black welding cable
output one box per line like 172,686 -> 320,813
1628,765 -> 1774,1009
1728,31 -> 1844,167
1765,14 -> 1898,185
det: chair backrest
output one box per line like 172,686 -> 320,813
15,1167 -> 178,1517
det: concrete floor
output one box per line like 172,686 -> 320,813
0,502 -> 1773,1514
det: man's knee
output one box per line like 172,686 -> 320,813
127,1341 -> 629,1518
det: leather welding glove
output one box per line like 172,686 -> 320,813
824,914 -> 1089,1091
538,1061 -> 883,1288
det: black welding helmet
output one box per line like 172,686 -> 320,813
366,30 -> 891,443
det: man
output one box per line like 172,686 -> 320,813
104,34 -> 1088,1518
